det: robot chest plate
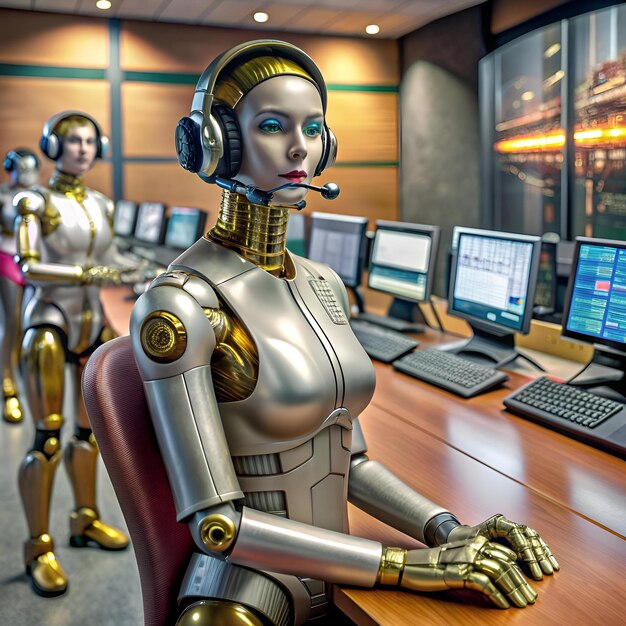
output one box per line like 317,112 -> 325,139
216,261 -> 376,454
43,193 -> 112,262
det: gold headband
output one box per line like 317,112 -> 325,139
214,56 -> 316,109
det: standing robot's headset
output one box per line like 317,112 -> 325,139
175,39 -> 337,183
3,149 -> 40,172
39,111 -> 110,161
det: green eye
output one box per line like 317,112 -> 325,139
304,122 -> 322,137
259,119 -> 282,133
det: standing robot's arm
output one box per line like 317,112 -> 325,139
14,190 -> 121,286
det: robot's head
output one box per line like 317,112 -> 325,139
40,111 -> 109,163
3,148 -> 40,187
175,40 -> 337,189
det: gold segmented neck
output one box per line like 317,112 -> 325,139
208,190 -> 291,276
50,170 -> 86,203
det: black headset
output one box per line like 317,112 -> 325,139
175,40 -> 337,183
39,110 -> 109,161
3,148 -> 40,173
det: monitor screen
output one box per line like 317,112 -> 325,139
368,220 -> 439,303
134,202 -> 167,244
449,227 -> 541,333
534,240 -> 557,311
285,212 -> 307,257
113,200 -> 138,237
164,207 -> 205,249
562,237 -> 626,352
307,212 -> 368,288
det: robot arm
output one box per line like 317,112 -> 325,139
130,271 -> 384,586
348,426 -> 558,582
14,190 -> 121,286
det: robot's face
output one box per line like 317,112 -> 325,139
235,75 -> 324,204
58,123 -> 98,176
14,155 -> 39,187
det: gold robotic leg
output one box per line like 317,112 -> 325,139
18,326 -> 68,596
65,361 -> 129,551
176,600 -> 266,626
2,283 -> 23,423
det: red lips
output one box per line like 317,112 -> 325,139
279,170 -> 307,182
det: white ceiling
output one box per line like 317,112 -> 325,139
0,0 -> 484,39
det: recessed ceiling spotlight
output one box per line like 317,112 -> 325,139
365,24 -> 380,35
254,12 -> 269,23
95,0 -> 111,9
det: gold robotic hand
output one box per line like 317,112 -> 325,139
378,536 -> 537,609
81,265 -> 122,286
447,514 -> 559,580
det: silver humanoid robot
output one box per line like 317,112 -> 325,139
130,40 -> 559,625
13,112 -> 144,597
0,148 -> 40,423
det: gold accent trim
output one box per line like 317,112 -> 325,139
140,311 -> 187,363
209,190 -> 290,275
42,412 -> 63,430
377,546 -> 407,586
199,513 -> 236,552
43,437 -> 59,456
203,305 -> 258,402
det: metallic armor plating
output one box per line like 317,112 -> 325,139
14,114 -> 136,597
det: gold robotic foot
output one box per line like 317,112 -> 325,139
3,379 -> 23,423
24,535 -> 68,597
69,507 -> 129,551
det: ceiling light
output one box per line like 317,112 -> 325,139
365,24 -> 380,35
95,0 -> 111,9
254,12 -> 269,23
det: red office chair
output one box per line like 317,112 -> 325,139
82,335 -> 194,626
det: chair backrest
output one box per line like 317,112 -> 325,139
82,335 -> 194,626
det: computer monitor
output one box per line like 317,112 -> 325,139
285,211 -> 307,257
447,227 -> 541,368
561,237 -> 626,402
164,207 -> 206,250
361,220 -> 440,332
113,200 -> 138,238
307,212 -> 369,311
134,202 -> 167,245
533,240 -> 558,317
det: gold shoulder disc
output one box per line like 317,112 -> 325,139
140,311 -> 187,363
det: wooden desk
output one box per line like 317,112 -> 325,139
335,328 -> 626,625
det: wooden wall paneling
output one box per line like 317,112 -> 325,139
303,166 -> 398,222
121,82 -> 193,157
0,76 -> 110,183
120,21 -> 399,86
0,8 -> 108,68
124,162 -> 220,223
327,92 -> 398,164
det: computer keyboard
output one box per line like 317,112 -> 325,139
392,349 -> 509,398
503,376 -> 626,457
350,319 -> 419,363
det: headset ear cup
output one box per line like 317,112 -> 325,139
315,125 -> 337,177
212,104 -> 242,178
98,135 -> 110,159
40,132 -> 60,161
175,116 -> 204,173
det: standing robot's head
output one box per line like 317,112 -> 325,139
175,39 -> 337,184
39,111 -> 109,162
3,148 -> 41,187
